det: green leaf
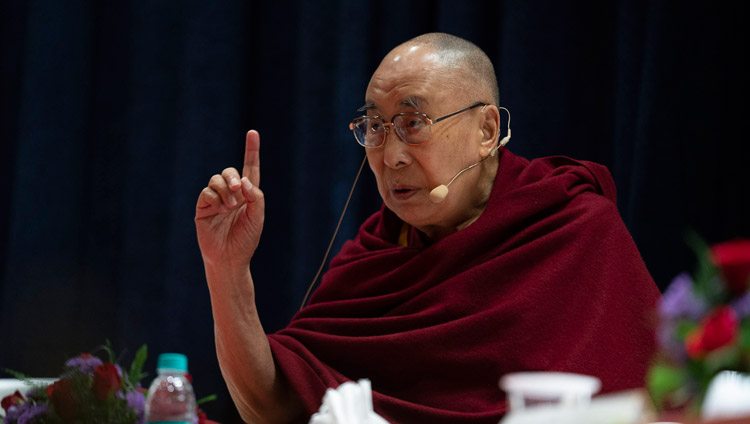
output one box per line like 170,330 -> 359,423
704,345 -> 741,375
675,320 -> 698,341
648,364 -> 688,408
196,393 -> 218,405
4,368 -> 30,381
98,338 -> 117,364
127,344 -> 149,387
740,320 -> 750,350
684,230 -> 724,303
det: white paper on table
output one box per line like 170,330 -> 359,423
309,379 -> 389,424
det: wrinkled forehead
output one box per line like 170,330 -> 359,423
366,44 -> 463,110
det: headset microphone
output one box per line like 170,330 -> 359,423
429,162 -> 483,203
429,184 -> 450,203
429,107 -> 511,204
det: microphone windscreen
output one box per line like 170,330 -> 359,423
430,185 -> 449,203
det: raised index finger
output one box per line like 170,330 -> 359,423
243,130 -> 260,186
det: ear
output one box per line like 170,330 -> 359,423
477,105 -> 500,158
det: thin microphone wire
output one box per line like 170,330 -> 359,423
299,107 -> 511,309
446,106 -> 512,188
499,107 -> 511,135
299,154 -> 369,310
444,159 -> 485,188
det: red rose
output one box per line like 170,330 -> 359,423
47,378 -> 79,420
197,408 -> 208,424
92,363 -> 122,400
685,329 -> 704,359
712,239 -> 750,295
1,390 -> 25,412
685,306 -> 739,359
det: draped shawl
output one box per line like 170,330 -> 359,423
267,149 -> 659,423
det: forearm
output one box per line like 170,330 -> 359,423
205,265 -> 302,424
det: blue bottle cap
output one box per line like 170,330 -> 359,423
156,353 -> 188,372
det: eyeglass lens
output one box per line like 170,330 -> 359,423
352,114 -> 431,147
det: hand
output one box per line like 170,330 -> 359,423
195,130 -> 265,269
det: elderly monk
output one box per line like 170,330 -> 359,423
195,33 -> 660,424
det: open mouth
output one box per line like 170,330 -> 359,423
392,187 -> 418,200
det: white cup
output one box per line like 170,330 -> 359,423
499,372 -> 601,411
702,370 -> 750,420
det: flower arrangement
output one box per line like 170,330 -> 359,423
648,236 -> 750,413
1,343 -> 215,424
2,343 -> 148,424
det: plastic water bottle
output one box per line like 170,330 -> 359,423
145,353 -> 196,424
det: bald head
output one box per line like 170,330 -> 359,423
362,33 -> 503,240
392,33 -> 500,106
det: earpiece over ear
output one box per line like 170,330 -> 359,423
490,107 -> 511,157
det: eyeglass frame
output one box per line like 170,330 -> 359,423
348,101 -> 488,148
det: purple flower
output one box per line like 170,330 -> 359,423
3,403 -> 22,423
660,272 -> 707,320
125,390 -> 146,424
64,353 -> 103,376
16,404 -> 49,424
657,319 -> 688,362
731,291 -> 750,318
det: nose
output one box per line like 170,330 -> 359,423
381,125 -> 412,169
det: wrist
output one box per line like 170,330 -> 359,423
203,263 -> 255,300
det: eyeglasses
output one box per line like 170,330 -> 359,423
348,102 -> 487,148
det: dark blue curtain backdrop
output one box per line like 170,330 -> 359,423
1,0 -> 747,422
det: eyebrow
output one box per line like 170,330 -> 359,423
357,96 -> 425,113
357,101 -> 375,112
401,96 -> 422,109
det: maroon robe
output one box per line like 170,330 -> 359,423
267,149 -> 660,423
